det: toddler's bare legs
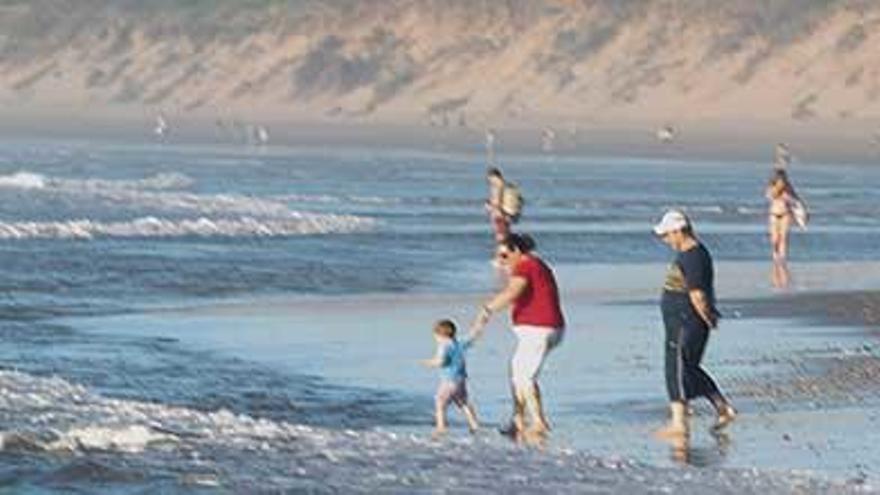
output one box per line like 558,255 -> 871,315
433,400 -> 448,438
460,402 -> 479,432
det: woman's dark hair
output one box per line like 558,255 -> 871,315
768,168 -> 788,185
768,169 -> 796,196
487,167 -> 503,179
503,233 -> 536,253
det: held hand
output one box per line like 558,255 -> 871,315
469,306 -> 492,339
468,318 -> 486,340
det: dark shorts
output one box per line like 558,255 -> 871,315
435,380 -> 468,409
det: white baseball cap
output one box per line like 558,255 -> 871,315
653,209 -> 690,236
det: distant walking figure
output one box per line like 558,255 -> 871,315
470,233 -> 564,441
773,142 -> 792,170
485,168 -> 523,244
653,210 -> 735,439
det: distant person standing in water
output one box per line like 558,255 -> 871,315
485,168 -> 523,245
653,210 -> 735,439
470,233 -> 564,440
766,168 -> 803,264
767,144 -> 805,287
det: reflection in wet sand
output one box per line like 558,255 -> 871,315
662,430 -> 731,468
771,260 -> 791,289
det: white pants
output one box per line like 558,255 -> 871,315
510,325 -> 563,389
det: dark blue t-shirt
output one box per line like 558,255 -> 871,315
661,243 -> 717,317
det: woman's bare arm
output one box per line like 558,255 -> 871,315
469,276 -> 528,339
486,276 -> 528,313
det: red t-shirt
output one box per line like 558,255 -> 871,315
511,255 -> 565,328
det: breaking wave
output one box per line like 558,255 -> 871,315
0,171 -> 379,237
0,171 -> 194,191
0,170 -> 294,218
0,215 -> 375,240
0,171 -> 47,189
278,193 -> 402,205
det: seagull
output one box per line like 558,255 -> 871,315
154,114 -> 169,139
656,125 -> 676,144
256,125 -> 270,145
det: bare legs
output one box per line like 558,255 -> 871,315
461,402 -> 479,432
508,383 -> 550,440
523,383 -> 550,435
769,214 -> 791,262
769,214 -> 792,288
433,400 -> 479,438
509,382 -> 526,434
433,399 -> 448,437
505,329 -> 559,442
491,213 -> 510,244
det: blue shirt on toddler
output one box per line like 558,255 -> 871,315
437,338 -> 472,382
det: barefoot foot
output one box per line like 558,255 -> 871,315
711,405 -> 737,432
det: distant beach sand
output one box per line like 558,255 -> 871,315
1,107 -> 879,166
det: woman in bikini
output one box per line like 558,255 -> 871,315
766,169 -> 800,262
766,169 -> 802,287
767,170 -> 791,262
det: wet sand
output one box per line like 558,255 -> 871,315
57,261 -> 880,491
728,289 -> 880,407
734,290 -> 880,330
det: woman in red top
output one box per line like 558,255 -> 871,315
470,233 -> 565,439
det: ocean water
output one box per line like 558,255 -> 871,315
0,138 -> 878,493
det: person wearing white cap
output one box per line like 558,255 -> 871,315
653,209 -> 736,439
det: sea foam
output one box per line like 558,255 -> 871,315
0,171 -> 47,189
0,215 -> 375,239
0,370 -> 855,493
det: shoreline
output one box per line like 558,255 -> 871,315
1,110 -> 879,165
56,261 -> 880,484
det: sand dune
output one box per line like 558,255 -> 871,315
0,1 -> 879,132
